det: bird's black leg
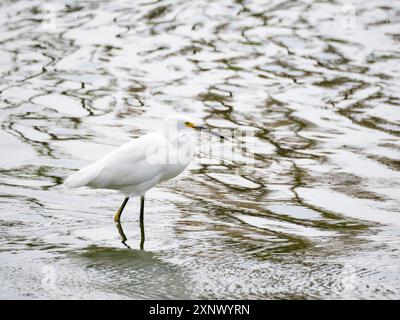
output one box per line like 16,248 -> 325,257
140,219 -> 145,250
139,194 -> 145,250
114,197 -> 129,222
139,194 -> 145,223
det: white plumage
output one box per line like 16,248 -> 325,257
64,114 -> 207,222
65,115 -> 196,196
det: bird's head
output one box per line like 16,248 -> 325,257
162,114 -> 225,140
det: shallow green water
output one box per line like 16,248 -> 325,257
0,0 -> 400,299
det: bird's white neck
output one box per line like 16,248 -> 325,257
160,123 -> 189,143
156,127 -> 196,169
163,130 -> 193,146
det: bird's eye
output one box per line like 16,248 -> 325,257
185,122 -> 190,127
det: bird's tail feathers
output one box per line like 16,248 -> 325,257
63,164 -> 101,189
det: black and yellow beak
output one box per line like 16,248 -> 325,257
184,121 -> 196,129
185,122 -> 225,140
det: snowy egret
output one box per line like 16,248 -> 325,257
64,114 -> 224,223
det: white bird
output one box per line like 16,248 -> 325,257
64,114 -> 224,222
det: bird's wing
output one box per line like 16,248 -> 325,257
65,133 -> 170,190
90,133 -> 171,189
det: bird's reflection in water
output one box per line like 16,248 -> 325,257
116,221 -> 145,250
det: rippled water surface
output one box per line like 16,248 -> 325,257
1,0 -> 400,299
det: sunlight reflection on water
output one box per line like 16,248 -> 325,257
0,0 -> 400,299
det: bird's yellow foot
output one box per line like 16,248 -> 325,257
114,212 -> 121,222
113,197 -> 129,222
